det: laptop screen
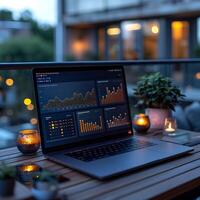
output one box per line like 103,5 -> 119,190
34,66 -> 132,149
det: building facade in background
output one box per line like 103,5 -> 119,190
0,21 -> 30,43
56,0 -> 200,61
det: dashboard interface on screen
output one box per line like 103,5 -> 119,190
35,67 -> 132,148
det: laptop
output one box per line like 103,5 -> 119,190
33,64 -> 193,179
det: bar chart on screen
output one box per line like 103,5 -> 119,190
77,109 -> 104,135
97,79 -> 125,105
105,105 -> 130,130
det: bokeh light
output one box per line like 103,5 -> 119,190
107,27 -> 121,36
27,104 -> 34,111
151,25 -> 159,34
5,78 -> 14,87
24,98 -> 32,106
195,72 -> 200,80
30,118 -> 38,125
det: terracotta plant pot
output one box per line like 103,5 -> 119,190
145,108 -> 172,130
0,178 -> 15,197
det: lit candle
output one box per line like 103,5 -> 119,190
136,117 -> 146,126
20,164 -> 40,172
165,123 -> 175,133
16,164 -> 41,184
17,130 -> 40,155
164,118 -> 177,135
133,114 -> 150,133
19,134 -> 39,145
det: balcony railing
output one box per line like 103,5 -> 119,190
0,59 -> 200,149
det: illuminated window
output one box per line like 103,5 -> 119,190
107,26 -> 121,60
68,29 -> 92,60
143,21 -> 159,59
122,21 -> 142,60
98,28 -> 105,60
172,21 -> 189,58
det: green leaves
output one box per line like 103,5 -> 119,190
134,73 -> 185,111
0,35 -> 53,62
0,163 -> 16,180
33,170 -> 56,183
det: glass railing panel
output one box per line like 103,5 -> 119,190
0,60 -> 200,149
0,69 -> 37,149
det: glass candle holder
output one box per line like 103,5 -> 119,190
133,114 -> 150,133
17,130 -> 40,155
16,164 -> 41,184
164,118 -> 177,136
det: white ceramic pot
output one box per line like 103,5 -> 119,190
145,108 -> 172,130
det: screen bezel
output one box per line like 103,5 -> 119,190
33,64 -> 133,153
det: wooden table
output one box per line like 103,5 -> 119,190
2,131 -> 200,200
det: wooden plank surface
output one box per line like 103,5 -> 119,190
1,142 -> 200,199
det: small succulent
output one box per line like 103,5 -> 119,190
134,73 -> 185,111
32,170 -> 58,199
33,170 -> 56,183
0,163 -> 16,180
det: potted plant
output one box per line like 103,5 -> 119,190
134,73 -> 185,130
32,170 -> 58,200
0,163 -> 16,197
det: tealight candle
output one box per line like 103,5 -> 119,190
164,118 -> 177,136
133,114 -> 150,133
17,130 -> 40,155
16,164 -> 41,184
20,164 -> 40,172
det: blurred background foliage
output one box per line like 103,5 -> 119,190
0,36 -> 53,62
0,9 -> 54,62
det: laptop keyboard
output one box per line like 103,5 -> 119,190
65,138 -> 156,162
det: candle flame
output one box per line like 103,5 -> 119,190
18,130 -> 40,145
20,164 -> 40,172
137,118 -> 146,125
165,122 -> 175,132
